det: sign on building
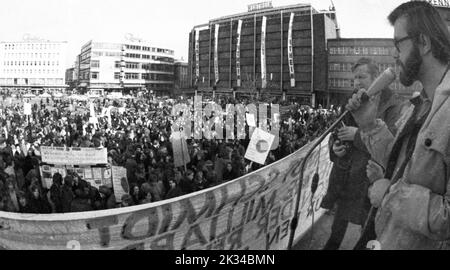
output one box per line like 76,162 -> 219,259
413,0 -> 450,8
248,1 -> 273,12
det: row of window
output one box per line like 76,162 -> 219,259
126,62 -> 139,69
142,63 -> 173,72
124,53 -> 174,62
329,77 -> 406,91
92,51 -> 122,57
2,52 -> 61,59
3,61 -> 60,66
80,53 -> 90,62
92,43 -> 122,51
91,60 -> 100,68
329,63 -> 353,72
111,72 -> 174,81
126,45 -> 174,55
329,46 -> 392,56
3,43 -> 62,50
2,69 -> 60,74
113,62 -> 174,72
87,72 -> 174,81
0,78 -> 64,85
329,63 -> 396,72
329,78 -> 354,88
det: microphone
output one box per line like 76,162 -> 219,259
360,68 -> 397,103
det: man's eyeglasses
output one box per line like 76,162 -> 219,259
394,35 -> 415,52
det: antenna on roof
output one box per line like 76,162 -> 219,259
330,0 -> 336,11
329,0 -> 340,38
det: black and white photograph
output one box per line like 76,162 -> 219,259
0,0 -> 449,255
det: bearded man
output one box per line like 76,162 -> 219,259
348,1 -> 450,249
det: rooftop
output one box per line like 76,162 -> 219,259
194,2 -> 316,29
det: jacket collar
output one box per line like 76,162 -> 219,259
423,71 -> 450,129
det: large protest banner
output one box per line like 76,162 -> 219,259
0,136 -> 332,250
40,147 -> 107,165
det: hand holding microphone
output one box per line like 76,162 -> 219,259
345,68 -> 396,131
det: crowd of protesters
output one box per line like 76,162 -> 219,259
0,90 -> 339,214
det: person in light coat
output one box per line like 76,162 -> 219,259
347,1 -> 450,249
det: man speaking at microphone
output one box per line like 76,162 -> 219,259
321,58 -> 406,250
347,1 -> 450,249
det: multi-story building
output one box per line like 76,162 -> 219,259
0,39 -> 68,94
76,38 -> 175,96
174,60 -> 189,94
65,66 -> 77,91
188,2 -> 339,104
325,38 -> 422,106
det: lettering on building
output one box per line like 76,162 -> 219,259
248,1 -> 273,12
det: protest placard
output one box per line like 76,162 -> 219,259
24,103 -> 32,116
90,103 -> 95,117
171,131 -> 190,168
244,127 -> 275,165
111,166 -> 129,203
246,113 -> 256,127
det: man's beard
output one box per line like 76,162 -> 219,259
397,45 -> 422,87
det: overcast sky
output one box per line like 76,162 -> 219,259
0,0 -> 409,67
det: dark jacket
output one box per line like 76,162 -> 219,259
165,186 -> 183,199
70,198 -> 93,212
49,184 -> 63,213
27,194 -> 52,214
179,177 -> 194,194
72,179 -> 89,199
193,177 -> 208,192
61,183 -> 74,213
19,201 -> 33,214
222,167 -> 238,182
99,186 -> 117,209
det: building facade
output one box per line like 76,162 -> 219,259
325,38 -> 422,107
76,39 -> 175,96
65,66 -> 77,91
0,40 -> 68,93
174,60 -> 189,93
188,2 -> 338,104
